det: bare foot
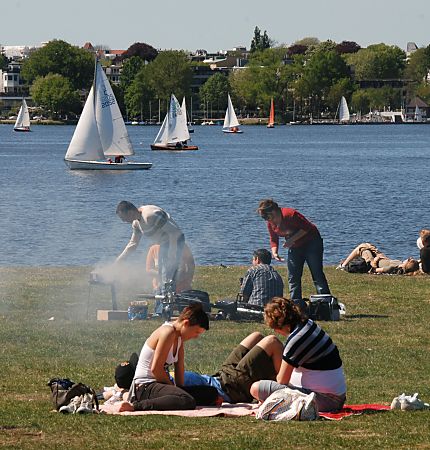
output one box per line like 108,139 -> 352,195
117,401 -> 134,412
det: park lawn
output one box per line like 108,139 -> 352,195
0,265 -> 429,449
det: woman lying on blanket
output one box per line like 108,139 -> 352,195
118,303 -> 209,412
250,297 -> 347,412
337,242 -> 419,274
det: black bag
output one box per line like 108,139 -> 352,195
177,289 -> 211,313
344,257 -> 370,273
47,378 -> 99,411
307,295 -> 340,321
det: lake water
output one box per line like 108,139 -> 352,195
0,123 -> 428,267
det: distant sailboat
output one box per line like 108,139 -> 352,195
222,93 -> 243,133
267,98 -> 275,128
337,96 -> 350,124
151,94 -> 198,151
14,98 -> 31,132
414,105 -> 423,122
64,61 -> 152,170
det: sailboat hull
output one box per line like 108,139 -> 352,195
267,124 -> 274,128
64,159 -> 152,170
14,127 -> 31,132
222,129 -> 243,134
150,144 -> 198,151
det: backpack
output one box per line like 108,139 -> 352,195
307,295 -> 341,321
47,378 -> 99,411
256,387 -> 319,421
344,257 -> 370,273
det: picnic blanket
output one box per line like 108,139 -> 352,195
319,404 -> 391,421
100,402 -> 390,420
100,402 -> 259,417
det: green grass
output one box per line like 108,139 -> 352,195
0,266 -> 429,449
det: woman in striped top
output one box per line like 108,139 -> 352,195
250,297 -> 346,412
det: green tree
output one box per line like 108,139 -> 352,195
0,53 -> 8,71
30,73 -> 80,118
21,39 -> 94,89
199,72 -> 230,116
404,46 -> 430,82
124,66 -> 154,119
145,50 -> 192,104
351,89 -> 371,113
346,44 -> 406,80
250,26 -> 271,53
120,56 -> 144,92
326,78 -> 355,113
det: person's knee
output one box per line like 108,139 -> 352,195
250,381 -> 260,400
257,334 -> 282,353
178,392 -> 196,410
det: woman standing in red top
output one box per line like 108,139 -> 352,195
257,199 -> 331,301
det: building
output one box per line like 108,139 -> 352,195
0,60 -> 26,94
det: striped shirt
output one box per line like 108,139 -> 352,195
283,319 -> 342,371
240,264 -> 284,306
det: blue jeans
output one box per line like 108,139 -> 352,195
287,235 -> 330,300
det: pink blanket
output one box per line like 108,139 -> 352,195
100,402 -> 259,417
100,402 -> 390,420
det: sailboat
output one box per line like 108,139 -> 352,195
414,105 -> 423,122
14,98 -> 31,132
267,98 -> 275,128
64,61 -> 152,170
182,97 -> 194,133
222,93 -> 243,133
151,94 -> 198,151
337,96 -> 350,124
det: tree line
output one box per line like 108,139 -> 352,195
13,31 -> 430,121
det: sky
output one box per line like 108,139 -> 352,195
2,0 -> 429,52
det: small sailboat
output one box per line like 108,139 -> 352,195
337,96 -> 350,124
414,105 -> 423,122
182,97 -> 194,133
222,93 -> 243,133
267,98 -> 275,128
14,98 -> 31,132
151,94 -> 198,151
64,61 -> 152,170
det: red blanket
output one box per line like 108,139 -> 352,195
320,404 -> 391,420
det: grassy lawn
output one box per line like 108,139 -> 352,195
0,266 -> 429,449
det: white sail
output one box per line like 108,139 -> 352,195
167,94 -> 190,143
153,113 -> 169,145
65,86 -> 105,161
338,96 -> 350,123
414,105 -> 422,122
223,93 -> 240,129
95,64 -> 134,156
14,98 -> 30,130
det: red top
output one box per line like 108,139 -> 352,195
267,207 -> 319,249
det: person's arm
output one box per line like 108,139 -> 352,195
267,222 -> 284,262
151,328 -> 175,385
116,221 -> 142,263
239,271 -> 253,302
276,360 -> 294,384
174,344 -> 185,386
282,229 -> 308,248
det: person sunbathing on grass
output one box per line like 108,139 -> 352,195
250,297 -> 346,412
336,242 -> 419,274
117,303 -> 209,412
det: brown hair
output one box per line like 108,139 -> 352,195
264,297 -> 305,331
403,258 -> 419,274
178,303 -> 209,330
256,199 -> 280,220
420,229 -> 430,248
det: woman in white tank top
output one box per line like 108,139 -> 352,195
118,303 -> 209,412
